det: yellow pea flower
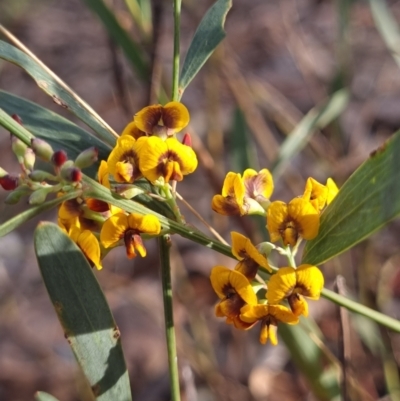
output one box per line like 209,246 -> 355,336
134,101 -> 190,136
107,136 -> 145,183
240,304 -> 299,345
138,136 -> 198,183
210,266 -> 258,330
100,212 -> 161,259
267,264 -> 324,317
267,198 -> 320,246
231,231 -> 271,280
211,172 -> 245,216
212,169 -> 273,216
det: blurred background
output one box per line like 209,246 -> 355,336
1,0 -> 400,400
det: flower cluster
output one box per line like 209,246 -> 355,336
55,101 -> 197,269
0,103 -> 197,270
210,170 -> 338,345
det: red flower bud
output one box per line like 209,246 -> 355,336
182,133 -> 192,147
60,166 -> 82,183
51,150 -> 68,167
0,174 -> 20,190
11,114 -> 23,125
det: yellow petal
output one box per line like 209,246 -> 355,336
134,104 -> 163,134
229,270 -> 258,305
221,172 -> 238,197
100,213 -> 129,248
128,213 -> 161,235
266,324 -> 278,345
211,194 -> 241,216
266,201 -> 288,243
210,266 -> 232,299
302,177 -> 328,211
215,303 -> 224,317
162,102 -> 190,132
121,121 -> 146,139
268,304 -> 300,324
98,160 -> 110,188
326,178 -> 339,205
240,304 -> 269,323
232,316 -> 257,330
77,230 -> 102,270
288,198 -> 320,241
295,264 -> 324,299
267,267 -> 296,304
58,199 -> 81,221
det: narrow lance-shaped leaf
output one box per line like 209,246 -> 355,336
0,39 -> 117,147
272,89 -> 350,178
303,129 -> 400,265
0,90 -> 111,178
179,0 -> 232,97
34,223 -> 132,401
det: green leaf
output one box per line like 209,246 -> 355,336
82,0 -> 148,80
0,191 -> 80,237
35,392 -> 61,401
34,223 -> 132,401
369,0 -> 400,69
0,90 -> 112,178
271,89 -> 350,178
279,321 -> 340,400
0,39 -> 117,147
303,130 -> 400,265
179,0 -> 232,96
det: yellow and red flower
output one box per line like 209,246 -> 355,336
134,102 -> 190,136
212,169 -> 273,216
138,136 -> 198,183
240,304 -> 299,345
302,177 -> 328,212
107,136 -> 145,183
267,198 -> 319,246
100,212 -> 161,259
231,231 -> 271,280
121,121 -> 146,140
267,264 -> 324,317
210,266 -> 258,330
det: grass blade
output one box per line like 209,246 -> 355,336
35,392 -> 61,401
272,89 -> 349,178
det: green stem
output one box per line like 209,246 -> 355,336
285,246 -> 296,268
322,288 -> 400,332
159,234 -> 181,401
172,0 -> 182,101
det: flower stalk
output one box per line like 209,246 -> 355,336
159,234 -> 181,401
172,0 -> 182,101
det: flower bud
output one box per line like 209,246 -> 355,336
29,170 -> 58,182
60,166 -> 82,183
182,133 -> 192,147
11,136 -> 28,164
29,187 -> 53,205
256,242 -> 275,259
31,138 -> 54,162
51,149 -> 68,167
23,148 -> 36,171
74,147 -> 98,169
0,174 -> 20,190
11,114 -> 23,125
4,185 -> 31,205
